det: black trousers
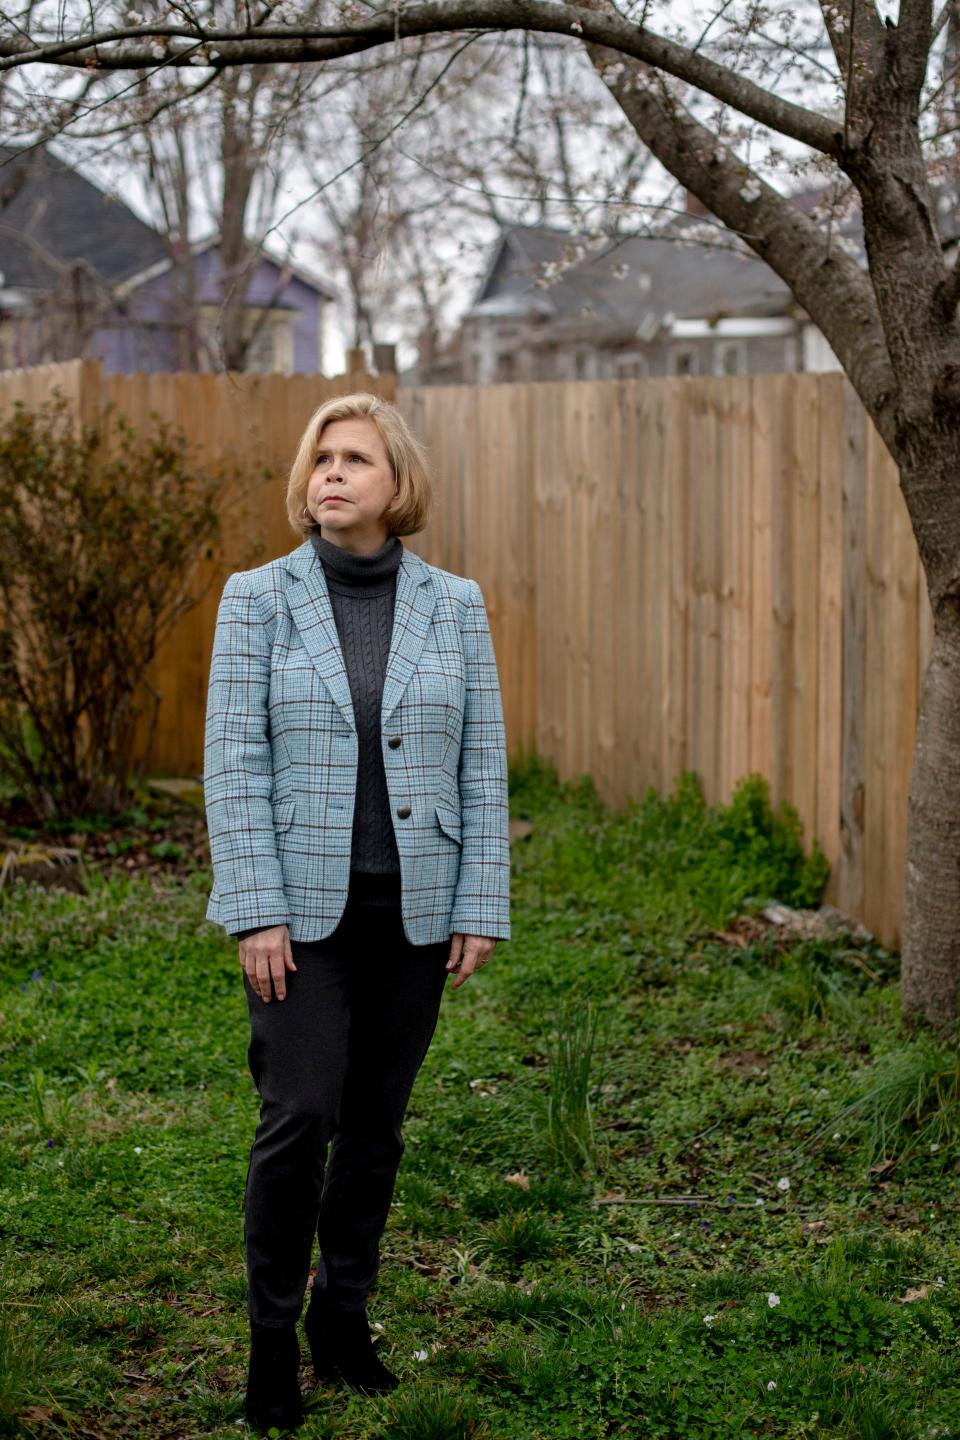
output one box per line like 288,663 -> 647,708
241,874 -> 451,1326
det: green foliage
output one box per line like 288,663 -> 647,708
539,995 -> 607,1178
0,1290 -> 90,1437
810,1025 -> 960,1167
509,761 -> 829,940
762,1279 -> 896,1356
373,1384 -> 492,1440
474,1211 -> 556,1270
715,772 -> 831,908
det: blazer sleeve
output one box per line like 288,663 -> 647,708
450,580 -> 511,941
203,573 -> 291,936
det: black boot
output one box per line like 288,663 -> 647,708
244,1322 -> 304,1434
304,1290 -> 400,1395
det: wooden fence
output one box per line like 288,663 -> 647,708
0,361 -> 930,949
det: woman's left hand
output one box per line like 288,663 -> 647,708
446,933 -> 497,989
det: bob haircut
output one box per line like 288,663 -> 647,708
286,391 -> 432,540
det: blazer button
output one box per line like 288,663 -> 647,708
388,735 -> 402,748
396,805 -> 411,819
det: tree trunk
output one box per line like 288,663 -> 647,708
900,608 -> 960,1028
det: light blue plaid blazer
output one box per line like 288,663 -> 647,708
203,537 -> 511,946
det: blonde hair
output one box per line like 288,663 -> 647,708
286,391 -> 432,539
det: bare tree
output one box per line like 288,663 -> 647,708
2,0 -> 960,1023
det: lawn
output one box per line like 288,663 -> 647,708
1,756 -> 958,1439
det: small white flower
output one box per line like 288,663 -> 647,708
767,1292 -> 780,1308
412,1349 -> 429,1361
833,1132 -> 842,1140
570,18 -> 583,32
766,1379 -> 777,1391
703,1313 -> 717,1326
776,1177 -> 791,1192
935,1275 -> 945,1287
739,178 -> 763,203
930,1142 -> 940,1152
133,1146 -> 143,1155
755,1198 -> 765,1207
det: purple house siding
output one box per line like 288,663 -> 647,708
90,246 -> 326,375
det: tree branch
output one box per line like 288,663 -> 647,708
579,39 -> 896,441
0,1 -> 841,155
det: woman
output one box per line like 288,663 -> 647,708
203,392 -> 511,1434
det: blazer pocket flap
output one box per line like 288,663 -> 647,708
435,802 -> 462,844
273,795 -> 298,832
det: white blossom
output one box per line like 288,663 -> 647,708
776,1177 -> 791,1192
767,1292 -> 780,1308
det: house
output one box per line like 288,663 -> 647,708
0,144 -> 336,374
405,196 -> 859,386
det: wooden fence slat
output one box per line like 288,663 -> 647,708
815,374 -> 845,891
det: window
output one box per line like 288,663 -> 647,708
668,346 -> 699,376
197,304 -> 295,374
244,309 -> 294,374
714,341 -> 747,375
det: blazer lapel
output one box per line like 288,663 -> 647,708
283,538 -> 435,733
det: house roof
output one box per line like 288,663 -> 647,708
0,144 -> 337,301
468,220 -> 793,333
114,233 -> 338,302
467,189 -> 869,336
0,144 -> 169,289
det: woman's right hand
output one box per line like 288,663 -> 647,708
240,925 -> 297,1003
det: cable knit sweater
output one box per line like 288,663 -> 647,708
233,528 -> 404,940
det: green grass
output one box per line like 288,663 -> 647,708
1,757 -> 959,1438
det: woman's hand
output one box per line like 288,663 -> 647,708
446,933 -> 497,990
240,925 -> 297,1003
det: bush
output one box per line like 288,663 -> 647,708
0,390 -> 261,822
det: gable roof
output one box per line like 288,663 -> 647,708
467,190 -> 868,336
113,233 -> 337,301
469,220 -> 792,333
0,144 -> 168,289
0,144 -> 336,301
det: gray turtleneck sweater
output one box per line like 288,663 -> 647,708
233,529 -> 404,939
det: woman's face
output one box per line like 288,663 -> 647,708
304,416 -> 398,551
